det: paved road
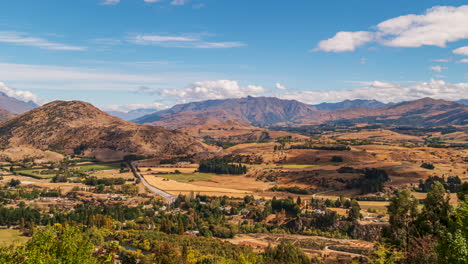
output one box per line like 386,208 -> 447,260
128,161 -> 177,204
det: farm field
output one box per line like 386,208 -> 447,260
153,173 -> 215,182
75,162 -> 121,172
144,175 -> 253,197
0,229 -> 29,246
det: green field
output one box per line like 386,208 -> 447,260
0,229 -> 29,246
16,169 -> 56,179
157,173 -> 215,182
282,164 -> 319,169
76,163 -> 121,172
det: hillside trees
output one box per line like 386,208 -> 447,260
199,158 -> 247,175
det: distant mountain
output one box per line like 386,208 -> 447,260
0,92 -> 38,114
314,99 -> 388,111
136,96 -> 467,128
107,108 -> 157,121
135,96 -> 318,127
336,97 -> 468,126
457,99 -> 468,105
0,101 -> 211,161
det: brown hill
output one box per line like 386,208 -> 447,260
0,107 -> 14,123
0,101 -> 212,160
135,96 -> 318,126
181,119 -> 309,143
329,98 -> 468,126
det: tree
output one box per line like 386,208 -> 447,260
370,243 -> 403,264
348,199 -> 361,221
418,182 -> 452,235
437,200 -> 468,264
386,189 -> 419,249
0,225 -> 102,264
263,240 -> 316,264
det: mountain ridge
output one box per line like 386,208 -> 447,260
135,96 -> 467,128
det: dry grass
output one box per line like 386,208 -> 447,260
0,229 -> 29,246
144,175 -> 252,197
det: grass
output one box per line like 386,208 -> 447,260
0,229 -> 29,246
16,169 -> 55,179
156,173 -> 215,183
282,164 -> 319,169
75,163 -> 121,172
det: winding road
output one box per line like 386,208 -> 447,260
128,161 -> 177,204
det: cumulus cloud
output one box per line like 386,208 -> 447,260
0,31 -> 86,51
160,80 -> 267,102
275,83 -> 287,90
453,46 -> 468,55
129,34 -> 245,49
0,82 -> 43,105
315,31 -> 374,52
316,5 -> 468,52
430,65 -> 447,72
280,80 -> 468,103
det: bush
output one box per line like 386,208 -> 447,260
331,156 -> 344,162
421,163 -> 435,170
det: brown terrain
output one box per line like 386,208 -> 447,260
0,107 -> 14,122
0,100 -> 213,161
136,96 -> 468,128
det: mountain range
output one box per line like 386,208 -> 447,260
135,97 -> 468,128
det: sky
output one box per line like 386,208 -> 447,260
0,0 -> 467,112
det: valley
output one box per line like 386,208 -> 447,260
0,96 -> 465,264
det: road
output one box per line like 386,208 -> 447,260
128,161 -> 177,204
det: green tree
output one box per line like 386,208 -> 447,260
348,199 -> 361,221
386,189 -> 419,249
0,224 -> 101,264
418,182 -> 452,235
370,243 -> 403,264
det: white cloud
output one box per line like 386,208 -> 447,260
0,82 -> 43,105
0,62 -> 162,84
458,58 -> 468,63
430,65 -> 447,72
432,58 -> 450,62
102,0 -> 120,5
275,83 -> 287,90
0,31 -> 86,51
316,5 -> 468,52
102,102 -> 168,112
129,34 -> 245,49
280,80 -> 468,103
160,80 -> 267,101
171,0 -> 190,5
315,31 -> 374,52
453,46 -> 468,55
144,0 -> 163,2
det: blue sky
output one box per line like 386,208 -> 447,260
0,0 -> 467,111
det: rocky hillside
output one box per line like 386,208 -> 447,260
137,96 -> 467,128
313,99 -> 388,111
135,96 -> 318,127
0,101 -> 212,160
0,107 -> 14,122
340,98 -> 468,126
